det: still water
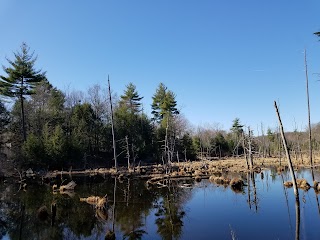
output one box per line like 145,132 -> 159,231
1,168 -> 320,240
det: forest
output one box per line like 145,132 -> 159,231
0,43 -> 319,174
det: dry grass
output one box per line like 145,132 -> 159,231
230,178 -> 244,188
229,177 -> 245,193
283,181 -> 293,188
209,176 -> 231,185
296,179 -> 311,190
45,155 -> 320,182
314,181 -> 320,190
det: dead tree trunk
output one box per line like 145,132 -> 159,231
295,197 -> 300,240
274,101 -> 299,199
304,49 -> 313,169
248,127 -> 253,169
278,126 -> 282,167
125,136 -> 130,171
108,75 -> 117,171
242,132 -> 249,170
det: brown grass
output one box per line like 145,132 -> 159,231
283,181 -> 293,188
296,179 -> 311,190
230,178 -> 244,188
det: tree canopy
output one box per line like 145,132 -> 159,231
119,82 -> 143,113
151,83 -> 179,124
0,42 -> 46,98
0,43 -> 46,141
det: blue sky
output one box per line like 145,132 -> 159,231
0,0 -> 320,133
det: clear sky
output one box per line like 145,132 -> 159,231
0,0 -> 320,133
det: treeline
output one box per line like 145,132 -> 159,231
0,43 -> 199,170
0,43 -> 318,171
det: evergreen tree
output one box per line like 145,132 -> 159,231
230,118 -> 244,156
0,43 -> 46,141
210,132 -> 230,157
115,84 -> 153,163
119,82 -> 143,113
231,118 -> 244,137
151,83 -> 179,124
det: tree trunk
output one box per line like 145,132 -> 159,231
274,101 -> 299,198
20,77 -> 26,141
304,49 -> 313,169
126,136 -> 130,171
248,127 -> 253,169
108,75 -> 117,170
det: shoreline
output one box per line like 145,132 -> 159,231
2,156 -> 319,182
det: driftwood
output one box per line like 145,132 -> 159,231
52,181 -> 77,197
59,181 -> 77,191
80,194 -> 108,210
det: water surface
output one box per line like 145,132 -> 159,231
1,168 -> 320,239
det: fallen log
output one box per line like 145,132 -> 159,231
59,181 -> 77,191
80,194 -> 108,210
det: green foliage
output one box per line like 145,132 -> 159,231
267,128 -> 275,142
0,42 -> 46,141
151,83 -> 179,125
210,132 -> 230,157
119,82 -> 143,113
115,84 -> 153,163
23,134 -> 46,167
0,42 -> 46,98
0,100 -> 9,132
155,194 -> 185,240
178,133 -> 197,160
43,124 -> 68,167
70,103 -> 95,153
231,118 -> 244,136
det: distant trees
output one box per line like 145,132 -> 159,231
151,83 -> 182,165
22,80 -> 67,167
230,118 -> 244,157
114,83 -> 153,166
151,83 -> 179,126
5,43 -> 318,171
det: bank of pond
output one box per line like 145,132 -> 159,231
1,167 -> 320,239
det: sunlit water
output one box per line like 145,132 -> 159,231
1,167 -> 320,240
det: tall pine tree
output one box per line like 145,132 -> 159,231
119,82 -> 143,113
151,83 -> 179,124
0,43 -> 46,141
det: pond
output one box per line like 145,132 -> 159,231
1,167 -> 320,240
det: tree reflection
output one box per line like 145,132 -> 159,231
0,176 -> 192,240
154,180 -> 189,240
114,178 -> 154,240
0,182 -> 100,240
295,197 -> 300,240
123,229 -> 147,240
246,172 -> 259,212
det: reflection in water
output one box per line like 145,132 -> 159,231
154,180 -> 187,240
280,173 -> 293,232
295,197 -> 300,240
247,172 -> 259,212
0,168 -> 320,239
